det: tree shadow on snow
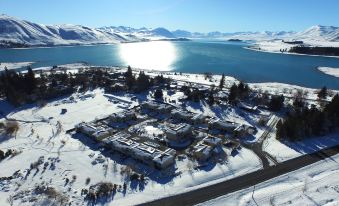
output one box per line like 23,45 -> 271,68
282,133 -> 339,158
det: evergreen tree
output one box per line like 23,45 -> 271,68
207,91 -> 215,105
228,83 -> 238,104
125,66 -> 135,90
276,120 -> 285,139
25,66 -> 37,94
269,95 -> 285,111
154,88 -> 163,99
136,71 -> 150,92
219,73 -> 225,90
317,86 -> 328,99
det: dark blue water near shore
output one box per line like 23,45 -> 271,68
0,40 -> 339,89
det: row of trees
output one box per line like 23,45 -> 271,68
0,67 -> 38,105
276,94 -> 339,141
228,82 -> 250,104
0,66 -> 118,105
124,66 -> 168,93
289,46 -> 339,56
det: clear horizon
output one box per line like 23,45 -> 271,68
0,0 -> 338,32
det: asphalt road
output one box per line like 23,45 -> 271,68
139,144 -> 339,206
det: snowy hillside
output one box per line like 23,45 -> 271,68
0,14 -> 129,47
293,25 -> 339,42
98,26 -> 175,40
172,26 -> 339,42
1,14 -> 338,48
171,30 -> 297,40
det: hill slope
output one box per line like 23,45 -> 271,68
293,25 -> 339,42
98,26 -> 175,40
0,14 -> 127,47
1,14 -> 338,48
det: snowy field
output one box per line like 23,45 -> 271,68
0,89 -> 262,206
197,153 -> 339,206
146,70 -> 338,102
248,40 -> 339,58
0,62 -> 34,71
318,67 -> 339,78
0,65 -> 338,205
263,130 -> 339,163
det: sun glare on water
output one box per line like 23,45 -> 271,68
119,41 -> 177,71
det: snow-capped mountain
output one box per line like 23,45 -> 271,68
98,26 -> 175,40
292,25 -> 339,42
171,26 -> 339,42
0,14 -> 132,47
0,14 -> 338,48
172,30 -> 297,41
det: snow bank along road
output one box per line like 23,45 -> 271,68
140,144 -> 339,206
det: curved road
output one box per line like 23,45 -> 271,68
139,145 -> 339,206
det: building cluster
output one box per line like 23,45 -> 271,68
75,100 -> 257,169
103,132 -> 176,169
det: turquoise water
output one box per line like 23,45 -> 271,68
0,40 -> 339,89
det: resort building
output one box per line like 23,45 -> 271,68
165,123 -> 192,142
141,101 -> 173,114
110,111 -> 136,122
103,132 -> 175,169
203,135 -> 222,146
192,143 -> 213,161
170,109 -> 194,122
76,122 -> 112,141
208,118 -> 240,133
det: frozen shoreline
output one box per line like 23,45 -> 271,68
318,66 -> 339,78
245,39 -> 339,59
245,46 -> 339,59
0,62 -> 34,71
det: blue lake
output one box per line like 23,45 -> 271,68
0,40 -> 339,89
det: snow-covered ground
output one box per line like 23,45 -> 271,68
248,40 -> 339,58
263,131 -> 339,163
318,67 -> 339,78
197,153 -> 339,206
0,66 -> 338,205
0,62 -> 34,71
146,71 -> 338,101
0,89 -> 262,206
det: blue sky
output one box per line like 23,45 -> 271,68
0,0 -> 338,32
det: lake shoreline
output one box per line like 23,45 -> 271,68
317,67 -> 339,78
244,46 -> 339,59
1,41 -> 339,89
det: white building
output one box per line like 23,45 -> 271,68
110,111 -> 136,122
141,101 -> 173,114
192,143 -> 213,161
171,109 -> 194,122
208,118 -> 240,133
203,135 -> 222,146
165,123 -> 192,142
103,132 -> 175,169
234,124 -> 257,137
76,122 -> 112,141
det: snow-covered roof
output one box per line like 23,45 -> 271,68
209,118 -> 239,130
192,113 -> 206,121
110,110 -> 135,120
165,123 -> 192,135
171,109 -> 194,119
203,135 -> 222,146
193,143 -> 212,156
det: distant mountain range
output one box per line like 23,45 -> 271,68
0,14 -> 338,48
